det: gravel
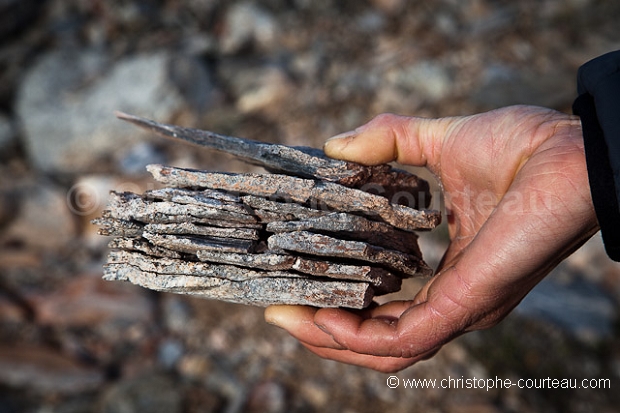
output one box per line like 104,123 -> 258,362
0,0 -> 619,411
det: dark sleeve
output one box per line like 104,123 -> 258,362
572,50 -> 620,261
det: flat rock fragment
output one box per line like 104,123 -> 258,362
267,231 -> 432,278
147,165 -> 314,203
195,250 -> 297,270
266,212 -> 421,255
290,258 -> 401,294
105,251 -> 374,309
146,187 -> 241,204
241,195 -> 328,219
108,191 -> 258,225
108,238 -> 182,259
143,232 -> 256,254
95,114 -> 441,309
109,250 -> 286,280
144,222 -> 260,240
195,249 -> 401,293
147,164 -> 440,231
92,215 -> 144,237
116,112 -> 431,209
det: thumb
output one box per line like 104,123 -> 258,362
323,113 -> 449,167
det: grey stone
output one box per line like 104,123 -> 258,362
117,113 -> 433,210
0,113 -> 15,151
515,235 -> 618,343
104,255 -> 374,309
472,65 -> 575,109
516,273 -> 616,343
146,165 -> 440,231
106,191 -> 258,226
108,237 -> 183,259
99,373 -> 181,413
158,339 -> 184,369
267,231 -> 432,278
143,232 -> 257,254
266,212 -> 422,255
195,249 -> 402,293
1,181 -> 77,250
16,50 -> 212,173
116,142 -> 167,176
234,66 -> 292,114
95,118 -> 439,308
390,61 -> 452,102
161,295 -> 193,334
247,381 -> 287,413
220,2 -> 278,54
144,222 -> 260,241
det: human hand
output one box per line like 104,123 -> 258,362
265,105 -> 599,372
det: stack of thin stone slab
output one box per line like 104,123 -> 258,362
94,113 -> 441,309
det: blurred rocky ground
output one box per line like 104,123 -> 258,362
0,0 -> 619,412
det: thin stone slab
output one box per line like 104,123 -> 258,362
108,238 -> 182,259
94,217 -> 261,241
93,215 -> 144,237
266,212 -> 421,255
95,115 -> 441,309
106,265 -> 374,308
147,165 -> 440,231
268,231 -> 433,278
116,112 -> 431,209
144,188 -> 248,216
241,195 -> 329,220
107,191 -> 259,226
142,189 -> 252,218
146,187 -> 241,204
196,250 -> 297,270
143,232 -> 256,254
183,218 -> 263,229
144,222 -> 260,240
147,166 -> 314,202
109,250 -> 284,280
195,250 -> 401,293
105,251 -> 374,308
114,112 -> 350,181
290,257 -> 401,294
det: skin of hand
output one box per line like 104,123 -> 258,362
264,105 -> 599,373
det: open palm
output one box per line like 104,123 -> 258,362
265,105 -> 598,372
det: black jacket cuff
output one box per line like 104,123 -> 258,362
573,50 -> 620,261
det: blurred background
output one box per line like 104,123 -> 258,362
0,0 -> 619,411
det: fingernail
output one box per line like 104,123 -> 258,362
314,322 -> 329,334
264,305 -> 308,330
324,130 -> 357,145
265,316 -> 282,328
266,321 -> 284,331
264,305 -> 285,328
